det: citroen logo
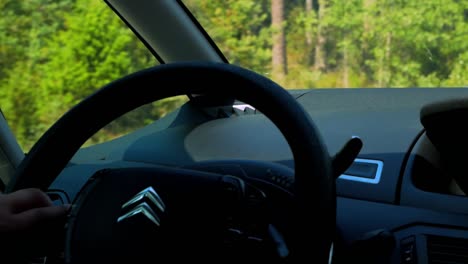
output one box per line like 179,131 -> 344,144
117,186 -> 166,226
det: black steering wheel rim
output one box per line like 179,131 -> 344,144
7,62 -> 334,262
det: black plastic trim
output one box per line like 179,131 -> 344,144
104,0 -> 165,64
176,0 -> 229,64
176,0 -> 233,106
395,129 -> 425,204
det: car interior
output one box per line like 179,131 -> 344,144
0,0 -> 467,263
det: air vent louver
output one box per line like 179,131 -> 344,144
427,235 -> 468,264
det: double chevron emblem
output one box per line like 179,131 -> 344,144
117,186 -> 166,226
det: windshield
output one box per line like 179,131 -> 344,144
184,0 -> 468,89
0,0 -> 185,151
1,0 -> 467,151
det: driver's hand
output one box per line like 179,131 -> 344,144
0,188 -> 70,232
0,188 -> 70,262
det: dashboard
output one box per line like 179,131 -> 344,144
50,88 -> 468,263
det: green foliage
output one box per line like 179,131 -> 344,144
186,0 -> 467,89
0,0 -> 185,150
443,52 -> 468,86
36,0 -> 147,120
186,0 -> 272,73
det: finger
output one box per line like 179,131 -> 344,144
12,205 -> 70,231
4,188 -> 53,213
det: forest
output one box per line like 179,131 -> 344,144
1,0 -> 467,150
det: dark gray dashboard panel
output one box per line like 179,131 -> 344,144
300,89 -> 468,203
181,89 -> 468,203
338,197 -> 468,241
338,197 -> 468,264
70,88 -> 468,204
54,88 -> 468,264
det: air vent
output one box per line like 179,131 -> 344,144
339,158 -> 383,184
427,235 -> 468,264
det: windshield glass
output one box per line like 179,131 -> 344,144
184,0 -> 468,89
0,0 -> 185,151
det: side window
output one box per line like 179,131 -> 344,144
0,0 -> 185,151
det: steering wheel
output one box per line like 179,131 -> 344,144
7,62 -> 335,263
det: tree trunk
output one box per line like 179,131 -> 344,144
363,0 -> 374,34
305,0 -> 314,66
362,0 -> 373,52
378,55 -> 384,87
272,0 -> 287,79
342,40 -> 349,88
314,0 -> 326,72
384,32 -> 392,85
378,32 -> 392,87
305,0 -> 313,46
